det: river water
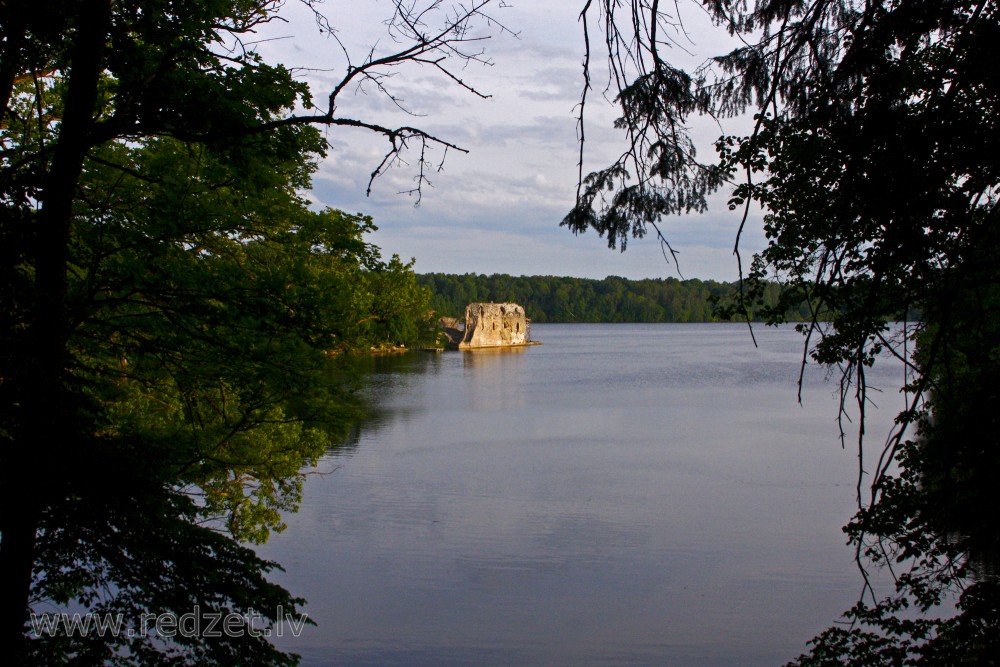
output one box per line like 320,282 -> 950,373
258,323 -> 907,666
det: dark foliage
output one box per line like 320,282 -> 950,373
0,1 -> 500,664
418,272 -> 799,323
573,0 -> 1000,661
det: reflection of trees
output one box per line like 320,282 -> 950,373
32,460 -> 312,667
335,353 -> 450,450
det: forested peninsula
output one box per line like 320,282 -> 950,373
418,273 -> 801,323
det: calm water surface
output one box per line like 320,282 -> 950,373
259,323 -> 905,666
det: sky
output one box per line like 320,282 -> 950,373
256,0 -> 765,281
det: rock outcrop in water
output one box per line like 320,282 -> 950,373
439,302 -> 533,349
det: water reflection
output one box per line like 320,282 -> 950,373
259,323 -> 907,666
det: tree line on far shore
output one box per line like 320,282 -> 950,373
417,273 -> 807,323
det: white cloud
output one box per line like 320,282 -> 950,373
256,1 -> 760,281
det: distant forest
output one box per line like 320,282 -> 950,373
417,273 -> 808,323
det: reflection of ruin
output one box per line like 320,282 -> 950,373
440,302 -> 535,349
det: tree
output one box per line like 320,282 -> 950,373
0,1 -> 506,663
568,0 -> 1000,662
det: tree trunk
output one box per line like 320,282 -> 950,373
0,2 -> 111,659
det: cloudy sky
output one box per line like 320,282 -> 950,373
257,0 -> 764,281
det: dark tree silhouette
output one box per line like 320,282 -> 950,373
569,1 -> 1000,662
